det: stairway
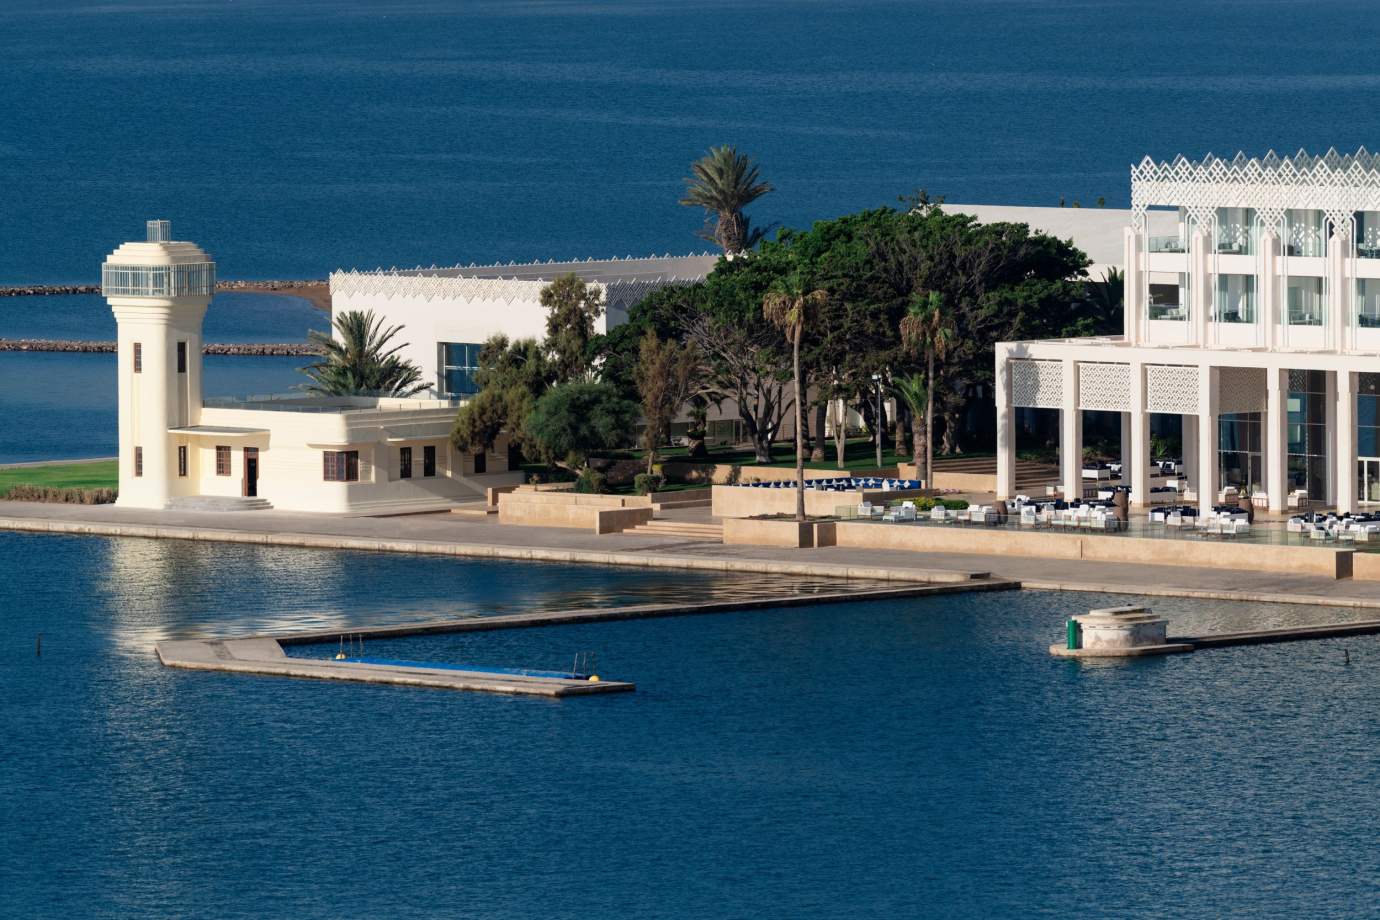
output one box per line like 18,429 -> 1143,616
168,495 -> 275,512
623,519 -> 724,541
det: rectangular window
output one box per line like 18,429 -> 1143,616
1215,274 -> 1256,324
399,446 -> 412,479
1287,277 -> 1325,326
133,342 -> 142,373
323,450 -> 360,482
134,446 -> 143,477
177,445 -> 188,477
424,445 -> 437,478
177,341 -> 187,373
215,445 -> 231,476
472,449 -> 486,475
438,342 -> 483,396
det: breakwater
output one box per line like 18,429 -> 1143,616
0,279 -> 331,309
0,338 -> 322,356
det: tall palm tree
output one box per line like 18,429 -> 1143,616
899,291 -> 953,487
680,145 -> 773,254
763,272 -> 828,522
889,372 -> 928,472
301,309 -> 428,397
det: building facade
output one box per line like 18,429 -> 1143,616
996,148 -> 1380,515
106,222 -> 521,513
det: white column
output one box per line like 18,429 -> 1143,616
1337,370 -> 1356,514
995,349 -> 1015,499
1260,231 -> 1280,351
1129,362 -> 1149,505
1329,234 -> 1348,352
1191,228 -> 1212,347
1266,368 -> 1287,513
1123,226 -> 1141,345
1197,364 -> 1219,516
1061,360 -> 1082,501
1325,369 -> 1338,506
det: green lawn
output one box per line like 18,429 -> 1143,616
0,460 -> 118,495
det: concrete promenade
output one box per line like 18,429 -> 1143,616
4,500 -> 1380,608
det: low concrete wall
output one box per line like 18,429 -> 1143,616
898,461 -> 996,492
829,521 -> 1355,579
722,517 -> 817,548
1353,553 -> 1380,581
498,490 -> 653,532
711,484 -> 929,519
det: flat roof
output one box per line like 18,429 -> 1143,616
395,253 -> 721,284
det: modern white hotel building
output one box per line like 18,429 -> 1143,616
996,148 -> 1380,515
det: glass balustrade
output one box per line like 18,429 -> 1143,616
1148,235 -> 1186,253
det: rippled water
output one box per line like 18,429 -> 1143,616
3,531 -> 1378,918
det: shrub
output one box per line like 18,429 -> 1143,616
2,485 -> 117,504
634,473 -> 665,496
574,468 -> 607,494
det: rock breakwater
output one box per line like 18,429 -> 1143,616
0,339 -> 323,356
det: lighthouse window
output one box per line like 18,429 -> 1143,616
134,447 -> 143,478
133,343 -> 142,373
322,450 -> 360,483
177,341 -> 187,373
178,446 -> 187,477
399,447 -> 412,479
215,445 -> 232,476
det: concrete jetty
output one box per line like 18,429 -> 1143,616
158,582 -> 1016,696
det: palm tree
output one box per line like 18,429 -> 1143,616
763,273 -> 828,522
680,145 -> 773,254
301,309 -> 428,397
889,372 -> 927,472
899,291 -> 953,487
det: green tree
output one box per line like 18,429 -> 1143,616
679,145 -> 773,253
300,309 -> 428,397
889,372 -> 927,470
762,272 -> 828,521
450,336 -> 553,455
526,382 -> 638,472
634,331 -> 699,474
540,273 -> 605,383
900,291 -> 953,486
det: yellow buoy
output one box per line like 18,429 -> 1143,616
588,675 -> 600,682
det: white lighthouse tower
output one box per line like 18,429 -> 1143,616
102,220 -> 215,508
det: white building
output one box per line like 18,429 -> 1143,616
105,221 -> 522,513
996,148 -> 1380,516
330,254 -> 718,400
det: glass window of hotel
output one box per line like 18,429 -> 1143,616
1215,207 -> 1256,255
439,343 -> 483,396
1287,370 -> 1328,499
1359,374 -> 1380,503
1357,280 -> 1380,328
322,450 -> 360,482
1357,212 -> 1380,258
1148,277 -> 1187,321
399,446 -> 412,479
423,445 -> 437,477
215,445 -> 231,476
1287,278 -> 1325,326
1218,412 -> 1262,492
1285,209 -> 1326,257
1215,274 -> 1255,323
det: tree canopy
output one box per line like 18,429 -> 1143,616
301,309 -> 428,398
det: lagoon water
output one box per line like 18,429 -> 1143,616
2,532 -> 1378,918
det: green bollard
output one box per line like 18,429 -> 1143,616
1066,618 -> 1081,650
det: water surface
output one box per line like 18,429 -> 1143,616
2,532 -> 1377,918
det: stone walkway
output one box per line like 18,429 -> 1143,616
3,500 -> 1379,608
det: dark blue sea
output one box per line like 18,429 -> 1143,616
5,0 -> 1380,460
2,532 -> 1378,918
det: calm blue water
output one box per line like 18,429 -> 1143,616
0,353 -> 310,463
2,532 -> 1377,918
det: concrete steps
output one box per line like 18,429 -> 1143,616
624,520 -> 724,541
168,496 -> 274,512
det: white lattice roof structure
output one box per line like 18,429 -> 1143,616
1131,147 -> 1380,236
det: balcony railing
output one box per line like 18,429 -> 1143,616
1148,236 -> 1186,253
1148,301 -> 1186,321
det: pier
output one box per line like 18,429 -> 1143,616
156,581 -> 1017,696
